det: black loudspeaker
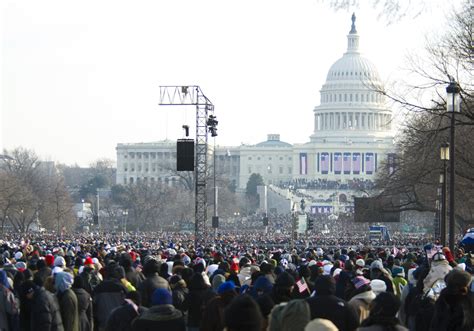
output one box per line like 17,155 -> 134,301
177,139 -> 194,171
212,216 -> 219,228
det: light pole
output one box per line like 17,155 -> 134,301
20,209 -> 24,233
211,139 -> 219,236
96,189 -> 102,232
440,143 -> 449,246
122,209 -> 128,233
446,80 -> 461,251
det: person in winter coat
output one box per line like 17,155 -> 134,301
348,276 -> 376,324
93,264 -> 127,331
430,269 -> 474,331
200,281 -> 238,331
19,280 -> 35,331
78,259 -> 101,295
131,288 -> 185,331
36,258 -> 53,282
306,275 -> 359,331
336,260 -> 356,300
0,270 -> 19,331
105,291 -> 148,331
369,260 -> 394,294
137,258 -> 169,308
271,272 -> 295,304
183,272 -> 216,331
391,266 -> 408,299
119,253 -> 144,289
357,292 -> 408,331
71,276 -> 93,331
31,272 -> 64,331
423,252 -> 452,294
55,272 -> 79,331
223,295 -> 263,331
169,274 -> 188,312
268,299 -> 310,331
237,257 -> 252,287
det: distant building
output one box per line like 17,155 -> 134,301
115,15 -> 394,209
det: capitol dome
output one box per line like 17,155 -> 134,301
324,14 -> 381,85
310,13 -> 392,143
326,53 -> 381,84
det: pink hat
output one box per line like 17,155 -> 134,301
352,276 -> 371,289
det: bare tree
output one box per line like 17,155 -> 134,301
0,147 -> 75,233
325,0 -> 443,25
374,2 -> 474,227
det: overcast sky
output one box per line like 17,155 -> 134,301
1,0 -> 454,166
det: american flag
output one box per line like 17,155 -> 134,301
392,245 -> 399,256
321,153 -> 329,174
296,277 -> 309,293
334,153 -> 342,174
366,153 -> 374,174
300,153 -> 308,175
343,153 -> 351,174
352,153 -> 361,174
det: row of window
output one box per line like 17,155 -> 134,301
247,156 -> 292,161
321,92 -> 382,104
123,164 -> 165,173
122,152 -> 176,159
247,165 -> 292,175
329,70 -> 372,78
124,176 -> 178,185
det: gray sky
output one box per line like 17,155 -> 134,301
1,0 -> 452,166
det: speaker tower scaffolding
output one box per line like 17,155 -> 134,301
159,86 -> 215,247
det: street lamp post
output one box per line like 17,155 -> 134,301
446,80 -> 461,251
122,209 -> 128,233
440,143 -> 449,246
96,191 -> 100,232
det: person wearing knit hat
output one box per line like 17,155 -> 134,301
218,281 -> 236,295
430,269 -> 474,330
15,261 -> 27,272
348,276 -> 376,323
201,280 -> 239,331
168,275 -> 187,312
14,251 -> 23,261
307,275 -> 359,331
304,318 -> 339,331
356,258 -> 365,268
272,299 -> 311,331
132,288 -> 186,330
84,257 -> 94,268
0,269 -> 18,328
212,274 -> 226,292
370,279 -> 387,296
358,292 -> 407,331
224,295 -> 263,331
423,251 -> 452,294
52,256 -> 66,274
369,259 -> 394,294
272,272 -> 295,304
55,272 -> 80,331
391,266 -> 407,298
45,254 -> 55,267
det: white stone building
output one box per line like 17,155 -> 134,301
116,15 -> 394,208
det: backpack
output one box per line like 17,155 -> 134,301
88,271 -> 101,291
425,278 -> 446,301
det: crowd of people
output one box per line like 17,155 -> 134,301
1,230 -> 474,331
278,179 -> 375,191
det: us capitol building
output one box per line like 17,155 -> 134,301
116,15 -> 395,215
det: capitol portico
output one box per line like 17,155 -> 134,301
116,14 -> 395,211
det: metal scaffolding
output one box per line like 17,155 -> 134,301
159,86 -> 214,246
